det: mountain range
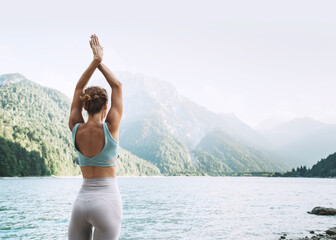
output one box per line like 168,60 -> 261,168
1,72 -> 335,176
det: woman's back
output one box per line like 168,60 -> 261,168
75,123 -> 106,158
74,122 -> 119,178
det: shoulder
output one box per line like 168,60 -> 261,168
70,122 -> 84,132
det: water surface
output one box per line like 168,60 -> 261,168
0,176 -> 335,239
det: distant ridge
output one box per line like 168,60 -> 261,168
0,73 -> 27,85
258,117 -> 336,167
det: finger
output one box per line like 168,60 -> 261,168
89,40 -> 92,48
96,36 -> 101,46
95,35 -> 99,45
93,35 -> 98,46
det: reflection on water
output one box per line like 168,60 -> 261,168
0,176 -> 335,240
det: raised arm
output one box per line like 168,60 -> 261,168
98,63 -> 123,133
68,34 -> 103,131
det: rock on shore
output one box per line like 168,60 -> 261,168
307,207 -> 336,216
280,206 -> 336,240
284,227 -> 336,240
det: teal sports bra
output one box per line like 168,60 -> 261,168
72,122 -> 120,167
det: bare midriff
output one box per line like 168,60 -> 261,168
80,157 -> 118,178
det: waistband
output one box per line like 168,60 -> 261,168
82,177 -> 118,183
79,177 -> 119,194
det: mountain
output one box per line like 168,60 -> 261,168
115,71 -> 289,173
258,117 -> 336,168
216,112 -> 274,149
0,73 -> 160,177
1,72 -> 293,176
117,71 -> 215,149
196,128 -> 285,172
116,148 -> 161,176
120,117 -> 195,175
0,73 -> 26,85
4,71 -> 334,176
118,72 -> 272,149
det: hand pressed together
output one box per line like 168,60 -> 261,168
90,34 -> 103,63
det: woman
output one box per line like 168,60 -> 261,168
68,34 -> 123,240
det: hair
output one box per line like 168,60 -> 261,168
80,86 -> 108,115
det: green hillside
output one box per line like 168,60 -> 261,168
196,127 -> 286,172
120,117 -> 196,175
280,152 -> 336,177
309,152 -> 336,177
120,118 -> 259,176
119,115 -> 288,175
117,148 -> 161,176
0,73 -> 160,177
0,136 -> 48,176
190,149 -> 233,176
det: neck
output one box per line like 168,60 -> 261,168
87,112 -> 104,124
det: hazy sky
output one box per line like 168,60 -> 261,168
1,0 -> 336,129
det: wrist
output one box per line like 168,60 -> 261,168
97,62 -> 102,69
92,58 -> 102,66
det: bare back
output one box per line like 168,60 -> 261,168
75,122 -> 119,178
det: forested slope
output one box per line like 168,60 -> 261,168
0,73 -> 160,177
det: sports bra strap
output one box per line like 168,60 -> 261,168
71,122 -> 83,146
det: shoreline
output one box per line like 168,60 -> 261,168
1,175 -> 336,179
0,175 -> 239,179
286,228 -> 336,240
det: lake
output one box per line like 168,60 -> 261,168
0,176 -> 335,240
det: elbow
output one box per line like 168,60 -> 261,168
112,81 -> 122,88
75,84 -> 84,91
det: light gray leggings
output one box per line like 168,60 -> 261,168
68,177 -> 123,240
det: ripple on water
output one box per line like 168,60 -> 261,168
0,177 -> 335,240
